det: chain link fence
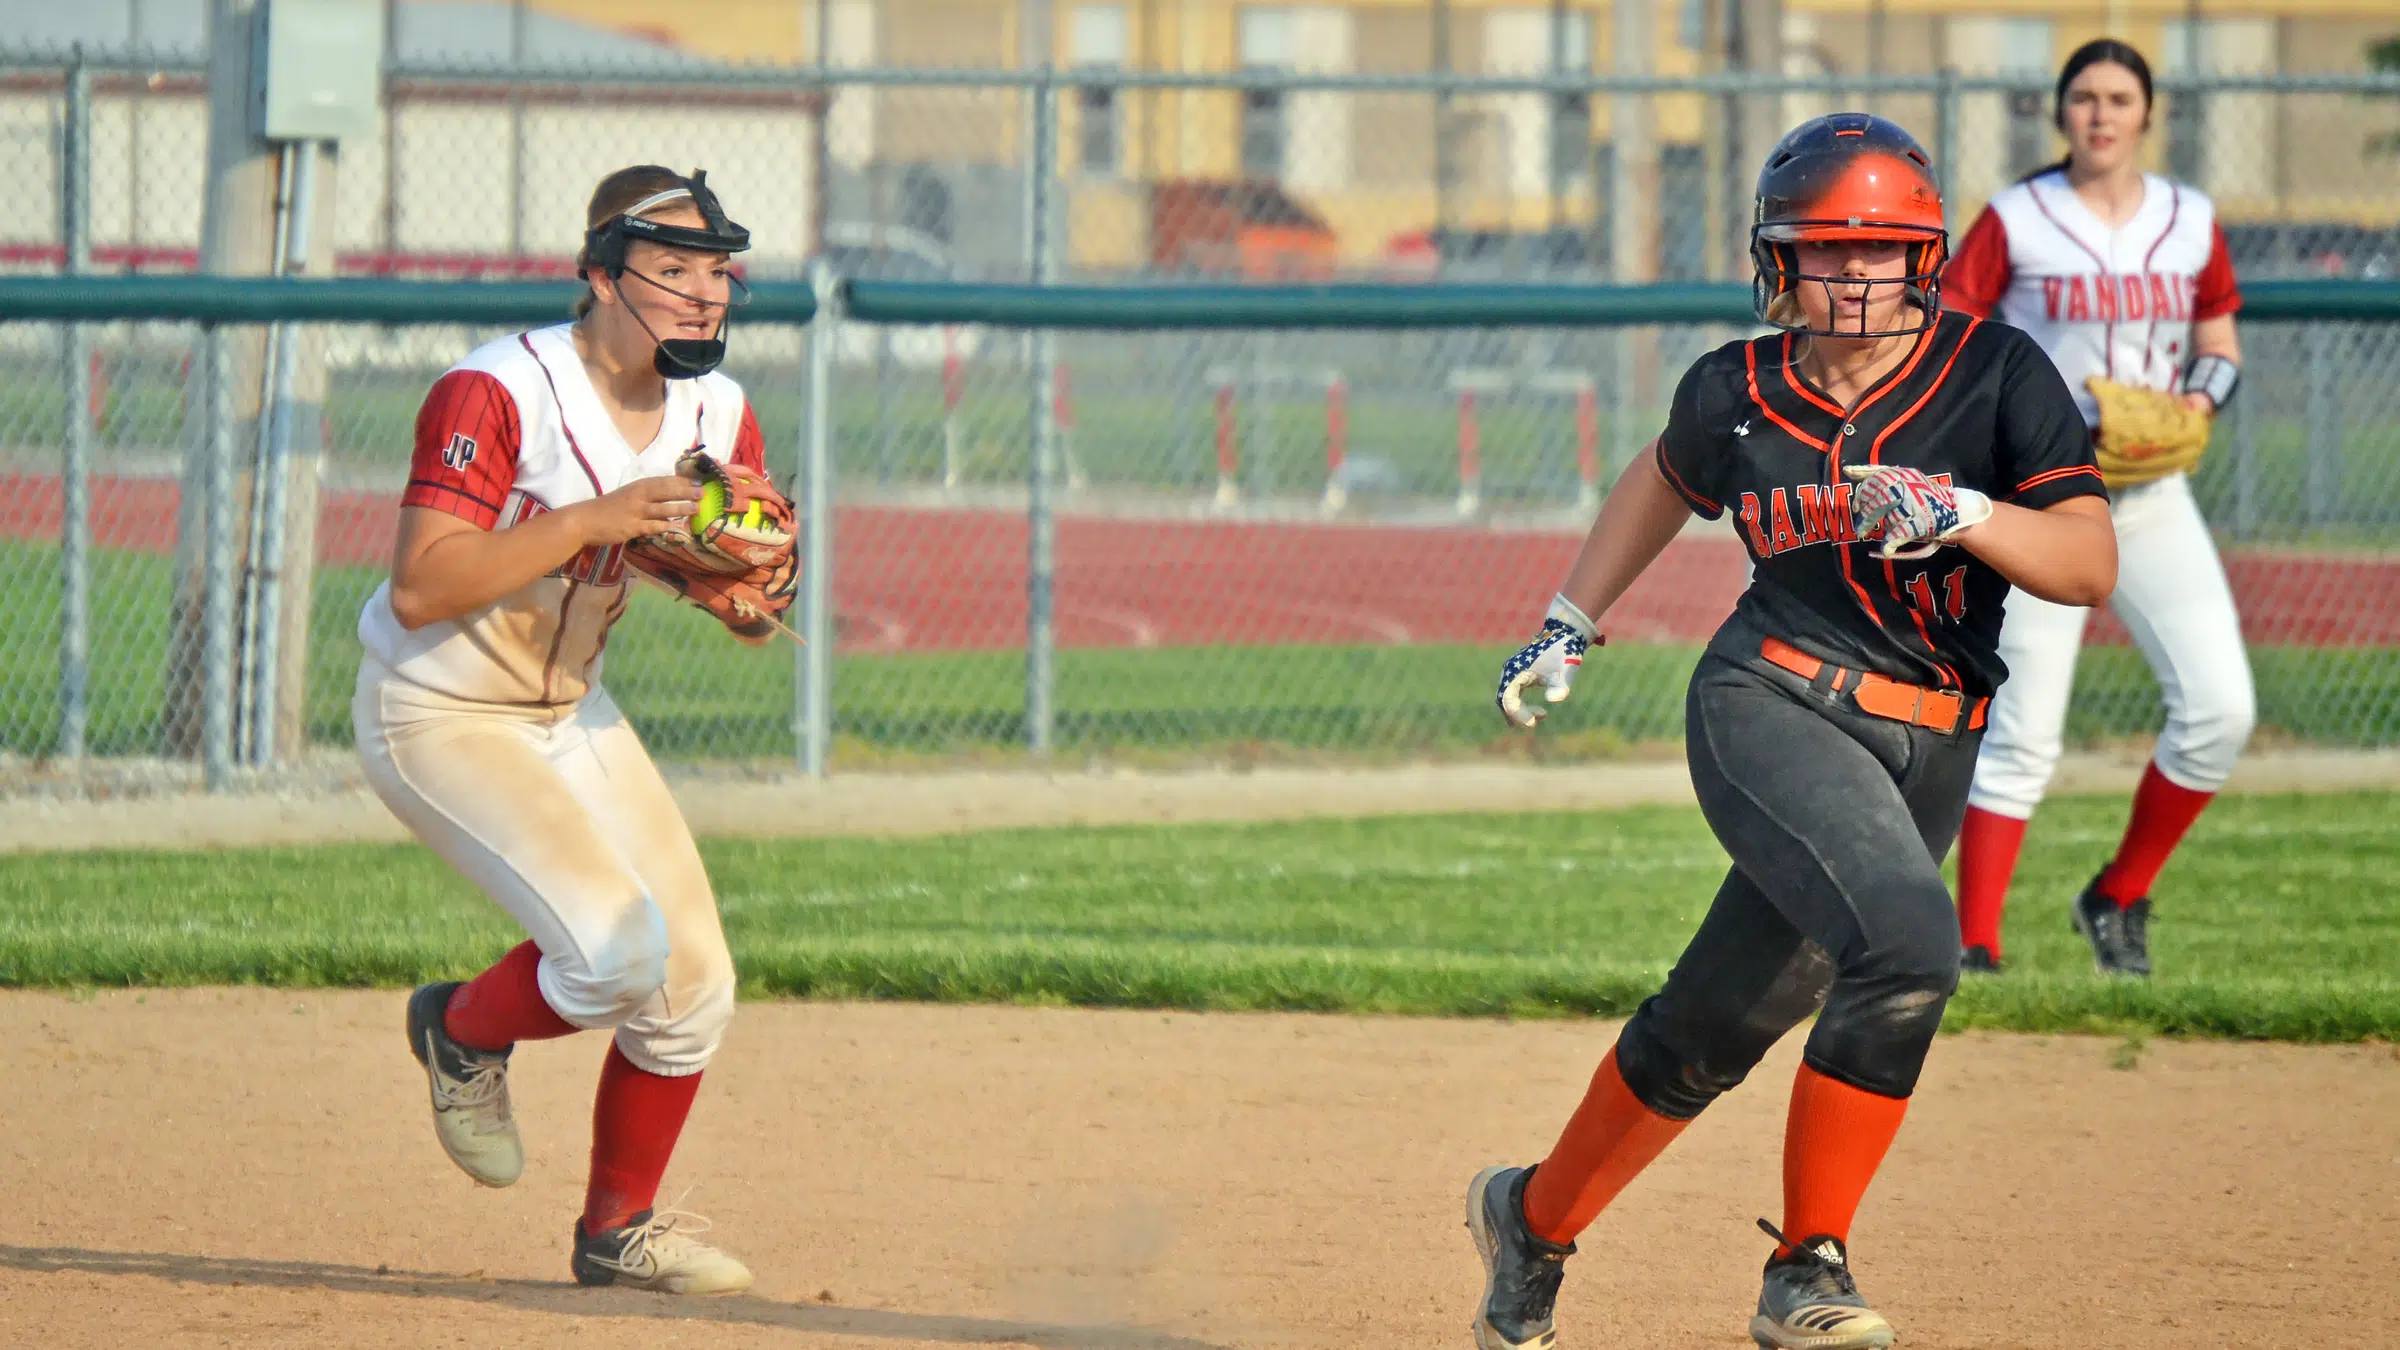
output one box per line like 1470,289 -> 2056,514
0,48 -> 2396,782
3,301 -> 2394,781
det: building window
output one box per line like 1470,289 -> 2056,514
1073,5 -> 1128,179
1996,19 -> 2055,179
1545,12 -> 1595,190
1678,0 -> 1706,53
1238,8 -> 1296,181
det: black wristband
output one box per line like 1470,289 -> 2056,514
2182,353 -> 2239,411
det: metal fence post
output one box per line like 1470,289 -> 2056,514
58,47 -> 93,759
202,324 -> 238,791
1023,72 -> 1060,757
2230,373 -> 2257,540
1933,68 -> 1959,234
249,139 -> 316,767
798,257 -> 837,778
2304,325 -> 2339,529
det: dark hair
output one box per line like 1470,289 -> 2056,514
2016,38 -> 2155,183
573,165 -> 692,319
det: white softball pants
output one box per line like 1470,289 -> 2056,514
1969,473 -> 2256,820
354,662 -> 735,1076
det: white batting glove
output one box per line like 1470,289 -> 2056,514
1497,595 -> 1602,729
1844,464 -> 1993,560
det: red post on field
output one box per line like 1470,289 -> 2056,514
1052,363 -> 1074,430
87,348 -> 108,427
941,327 -> 964,490
1325,379 -> 1348,476
1456,388 -> 1482,515
1575,385 -> 1600,506
1213,382 -> 1238,506
1320,376 -> 1350,514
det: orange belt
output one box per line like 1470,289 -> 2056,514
1761,637 -> 1988,735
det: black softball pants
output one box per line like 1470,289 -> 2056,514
1612,643 -> 1980,1117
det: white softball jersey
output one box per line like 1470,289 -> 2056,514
1950,172 -> 2258,815
1944,169 -> 2241,427
356,323 -> 765,707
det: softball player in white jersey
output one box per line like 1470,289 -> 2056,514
1943,40 -> 2251,979
360,165 -> 767,1293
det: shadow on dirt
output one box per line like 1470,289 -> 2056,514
0,1243 -> 1232,1350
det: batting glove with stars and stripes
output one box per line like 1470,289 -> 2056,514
1844,463 -> 1993,561
1497,594 -> 1603,728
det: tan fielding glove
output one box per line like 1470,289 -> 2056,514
2087,376 -> 2212,491
624,451 -> 800,640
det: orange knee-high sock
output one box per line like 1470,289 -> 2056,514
1780,1065 -> 1910,1253
445,940 -> 576,1051
582,1043 -> 703,1236
1520,1048 -> 1690,1246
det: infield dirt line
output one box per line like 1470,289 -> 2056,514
3,746 -> 2394,854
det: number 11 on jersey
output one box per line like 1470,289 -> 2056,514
1907,566 -> 1969,623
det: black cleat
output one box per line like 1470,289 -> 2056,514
2117,897 -> 2153,977
1467,1165 -> 1575,1350
1959,944 -> 2003,975
2071,875 -> 2142,977
1749,1221 -> 1893,1349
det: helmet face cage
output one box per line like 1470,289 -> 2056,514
1750,225 -> 1948,340
1748,115 -> 1949,341
581,169 -> 754,379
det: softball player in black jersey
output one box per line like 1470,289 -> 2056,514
1467,114 -> 2119,1350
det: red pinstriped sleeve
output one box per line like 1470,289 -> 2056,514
402,370 -> 521,530
1942,207 -> 2013,319
2193,222 -> 2242,320
730,402 -> 767,473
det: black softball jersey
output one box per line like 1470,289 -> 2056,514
1655,310 -> 2108,699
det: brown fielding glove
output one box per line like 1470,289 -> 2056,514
625,450 -> 799,640
2087,375 -> 2212,491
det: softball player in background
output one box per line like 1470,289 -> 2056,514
1944,39 -> 2251,978
358,165 -> 772,1293
1476,114 -> 2115,1350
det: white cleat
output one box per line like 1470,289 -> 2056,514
404,981 -> 524,1188
573,1207 -> 755,1295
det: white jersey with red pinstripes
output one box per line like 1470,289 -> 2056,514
1944,169 -> 2241,427
357,322 -> 765,707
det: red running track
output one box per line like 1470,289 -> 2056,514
5,473 -> 2396,651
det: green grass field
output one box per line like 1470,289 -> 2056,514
4,539 -> 2398,763
1,791 -> 2392,1042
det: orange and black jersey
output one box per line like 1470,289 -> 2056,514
1655,310 -> 2106,700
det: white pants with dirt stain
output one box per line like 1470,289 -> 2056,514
354,661 -> 734,1076
1969,472 -> 2257,820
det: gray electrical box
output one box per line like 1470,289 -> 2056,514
253,0 -> 384,142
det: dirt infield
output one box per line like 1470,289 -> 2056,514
4,991 -> 2393,1350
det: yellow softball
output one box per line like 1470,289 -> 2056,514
693,480 -> 768,533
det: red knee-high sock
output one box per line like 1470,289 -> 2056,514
444,940 -> 577,1051
1780,1065 -> 1910,1253
2097,762 -> 2215,907
582,1043 -> 704,1236
1955,806 -> 2029,958
1519,1048 -> 1690,1246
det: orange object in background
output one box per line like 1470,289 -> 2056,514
1149,180 -> 1338,280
